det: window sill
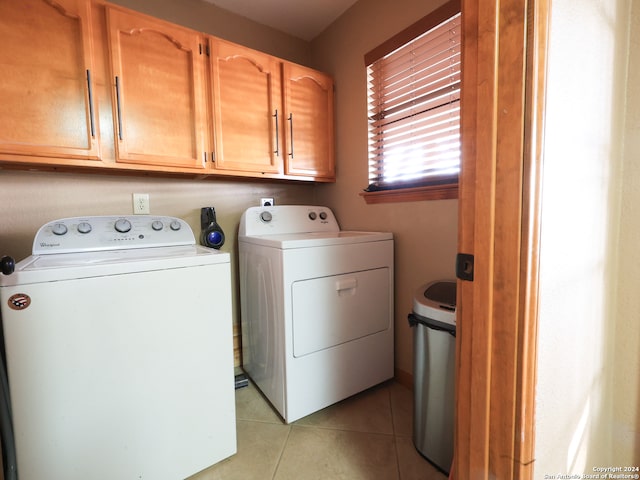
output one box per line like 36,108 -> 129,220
359,183 -> 458,204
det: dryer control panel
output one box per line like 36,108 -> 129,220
239,205 -> 339,237
32,215 -> 195,254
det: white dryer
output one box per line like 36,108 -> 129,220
239,205 -> 394,423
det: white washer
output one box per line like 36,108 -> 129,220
0,215 -> 236,480
239,205 -> 394,423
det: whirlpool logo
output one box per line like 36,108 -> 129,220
8,293 -> 31,311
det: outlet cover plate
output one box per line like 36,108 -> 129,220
133,193 -> 150,214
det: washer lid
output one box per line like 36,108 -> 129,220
412,280 -> 457,326
239,230 -> 392,249
0,245 -> 229,287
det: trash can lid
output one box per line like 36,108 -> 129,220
412,280 -> 456,327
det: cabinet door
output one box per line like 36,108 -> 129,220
107,7 -> 208,170
282,63 -> 335,180
0,0 -> 99,160
209,40 -> 282,174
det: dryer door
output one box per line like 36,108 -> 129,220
291,267 -> 391,357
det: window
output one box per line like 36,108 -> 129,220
362,0 -> 461,203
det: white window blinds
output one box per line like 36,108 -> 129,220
365,3 -> 461,191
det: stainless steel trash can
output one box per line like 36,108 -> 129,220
408,280 -> 456,475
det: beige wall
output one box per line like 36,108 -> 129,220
310,0 -> 458,378
108,0 -> 311,65
535,0 -> 636,472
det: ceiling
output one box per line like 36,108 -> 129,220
201,0 -> 358,41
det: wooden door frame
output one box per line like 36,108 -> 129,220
454,0 -> 550,478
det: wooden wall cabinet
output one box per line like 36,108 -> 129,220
0,0 -> 335,182
0,0 -> 100,162
106,6 -> 209,170
282,63 -> 335,180
208,40 -> 336,181
208,39 -> 283,175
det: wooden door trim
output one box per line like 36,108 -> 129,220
513,0 -> 550,474
455,0 -> 550,478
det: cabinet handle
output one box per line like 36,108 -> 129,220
86,70 -> 95,138
336,278 -> 357,291
287,113 -> 294,158
115,76 -> 123,141
273,109 -> 279,156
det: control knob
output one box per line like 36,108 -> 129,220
77,222 -> 92,234
114,218 -> 132,233
52,223 -> 68,236
151,220 -> 164,231
170,220 -> 181,231
260,211 -> 272,223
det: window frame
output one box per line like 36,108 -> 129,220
360,0 -> 461,204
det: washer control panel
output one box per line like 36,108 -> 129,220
240,205 -> 339,237
32,215 -> 195,254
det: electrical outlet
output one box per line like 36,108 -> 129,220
260,197 -> 274,207
133,193 -> 150,214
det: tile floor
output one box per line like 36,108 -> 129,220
190,377 -> 447,480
